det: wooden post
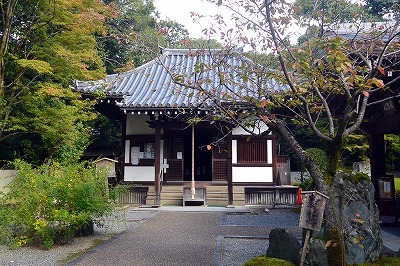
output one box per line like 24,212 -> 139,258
369,133 -> 386,202
299,191 -> 329,266
191,123 -> 195,199
154,122 -> 161,205
227,131 -> 233,205
300,230 -> 311,266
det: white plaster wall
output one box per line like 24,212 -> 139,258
232,167 -> 273,183
232,140 -> 237,163
232,139 -> 273,164
267,139 -> 273,164
126,114 -> 154,135
125,140 -> 130,163
232,120 -> 269,136
124,166 -> 155,182
160,140 -> 164,166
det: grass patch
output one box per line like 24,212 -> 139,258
243,256 -> 295,266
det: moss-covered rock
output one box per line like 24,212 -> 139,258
243,255 -> 296,266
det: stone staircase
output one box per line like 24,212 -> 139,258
145,184 -> 246,206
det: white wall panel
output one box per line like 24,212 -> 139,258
124,166 -> 155,182
124,140 -> 130,163
232,120 -> 269,136
232,167 -> 273,183
267,139 -> 273,164
232,140 -> 237,164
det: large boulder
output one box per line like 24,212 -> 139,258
266,228 -> 301,264
335,172 -> 382,264
305,238 -> 329,266
306,172 -> 382,265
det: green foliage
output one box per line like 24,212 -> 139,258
342,133 -> 369,166
297,177 -> 315,191
7,83 -> 97,164
385,134 -> 400,171
158,19 -> 190,48
243,256 -> 295,266
99,0 -> 161,73
0,0 -> 111,164
341,170 -> 370,182
364,0 -> 400,19
394,177 -> 400,197
88,115 -> 122,153
0,160 -> 118,249
294,0 -> 370,24
305,148 -> 329,172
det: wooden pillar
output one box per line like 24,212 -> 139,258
369,133 -> 386,201
227,131 -> 233,206
191,124 -> 195,199
369,133 -> 397,217
120,113 -> 127,182
154,122 -> 161,205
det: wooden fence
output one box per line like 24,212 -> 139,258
245,186 -> 299,208
116,187 -> 148,205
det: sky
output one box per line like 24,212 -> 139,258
153,0 -> 304,46
153,0 -> 230,39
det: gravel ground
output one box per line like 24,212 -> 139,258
221,208 -> 300,227
220,237 -> 269,266
0,207 -> 158,266
0,207 -> 301,266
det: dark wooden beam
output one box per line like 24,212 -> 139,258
154,122 -> 161,205
369,133 -> 396,217
227,131 -> 233,206
119,114 -> 127,182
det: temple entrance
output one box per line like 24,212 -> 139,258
183,128 -> 213,181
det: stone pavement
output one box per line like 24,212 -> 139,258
67,206 -> 302,266
64,206 -> 400,266
381,226 -> 400,254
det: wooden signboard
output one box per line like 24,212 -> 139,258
299,191 -> 329,231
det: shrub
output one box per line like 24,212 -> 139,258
394,177 -> 400,198
297,177 -> 315,191
0,160 -> 117,249
243,256 -> 296,266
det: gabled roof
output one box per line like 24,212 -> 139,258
74,48 -> 285,110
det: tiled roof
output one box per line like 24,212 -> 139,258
325,21 -> 399,42
74,48 -> 285,110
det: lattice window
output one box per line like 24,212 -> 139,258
165,137 -> 183,159
166,160 -> 183,181
212,138 -> 228,159
164,137 -> 183,181
213,160 -> 227,180
237,140 -> 267,163
212,137 -> 227,181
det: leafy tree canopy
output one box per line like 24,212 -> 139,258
0,0 -> 112,165
364,0 -> 400,19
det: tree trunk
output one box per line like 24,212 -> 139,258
271,120 -> 347,265
0,0 -> 19,139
